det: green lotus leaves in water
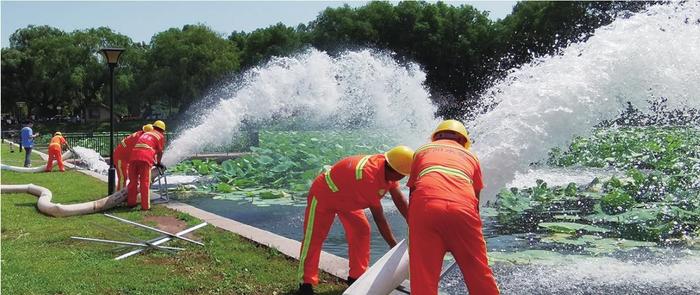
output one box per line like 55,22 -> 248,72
488,250 -> 587,265
491,126 -> 700,251
172,130 -> 390,206
553,214 -> 582,221
216,183 -> 234,193
600,190 -> 636,214
171,127 -> 700,253
540,233 -> 589,246
539,222 -> 611,234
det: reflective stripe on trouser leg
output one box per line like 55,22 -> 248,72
45,150 -> 55,172
140,166 -> 151,210
127,162 -> 140,206
116,160 -> 124,190
297,196 -> 335,285
337,209 -> 371,279
57,152 -> 64,171
298,196 -> 318,283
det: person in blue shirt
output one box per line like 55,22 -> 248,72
20,121 -> 39,167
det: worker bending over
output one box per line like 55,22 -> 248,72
45,132 -> 69,172
407,120 -> 499,295
297,146 -> 413,295
127,120 -> 166,210
113,124 -> 153,190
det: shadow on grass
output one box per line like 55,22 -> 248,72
281,283 -> 347,295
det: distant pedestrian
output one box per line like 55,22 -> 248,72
20,121 -> 39,167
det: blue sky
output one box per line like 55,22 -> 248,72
1,1 -> 517,46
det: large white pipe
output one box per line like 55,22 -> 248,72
0,184 -> 126,217
343,239 -> 410,295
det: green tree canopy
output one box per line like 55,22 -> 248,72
145,24 -> 240,115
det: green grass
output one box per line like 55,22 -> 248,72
1,145 -> 345,294
1,142 -> 43,167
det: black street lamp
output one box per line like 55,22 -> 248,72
101,48 -> 125,195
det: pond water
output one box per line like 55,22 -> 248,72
178,191 -> 410,262
157,2 -> 700,294
172,174 -> 700,294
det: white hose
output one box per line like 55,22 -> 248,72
1,150 -> 74,173
0,184 -> 127,217
2,143 -> 157,217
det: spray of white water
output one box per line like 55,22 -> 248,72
507,167 -> 621,189
470,2 -> 700,199
164,2 -> 699,202
71,146 -> 109,174
162,50 -> 438,166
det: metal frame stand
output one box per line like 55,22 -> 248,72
151,167 -> 169,204
71,213 -> 206,260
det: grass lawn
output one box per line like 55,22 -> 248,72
1,145 -> 345,294
1,142 -> 43,167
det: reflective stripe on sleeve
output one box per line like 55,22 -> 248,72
418,165 -> 473,184
324,168 -> 339,192
355,155 -> 371,180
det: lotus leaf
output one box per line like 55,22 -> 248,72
539,222 -> 610,234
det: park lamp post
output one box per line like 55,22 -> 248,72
100,48 -> 125,195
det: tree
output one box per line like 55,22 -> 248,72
230,23 -> 308,69
145,24 -> 241,115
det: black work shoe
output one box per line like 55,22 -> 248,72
297,283 -> 314,295
346,276 -> 358,285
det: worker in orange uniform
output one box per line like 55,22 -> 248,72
297,146 -> 414,295
407,120 -> 499,295
113,124 -> 153,191
127,120 -> 166,210
45,131 -> 69,172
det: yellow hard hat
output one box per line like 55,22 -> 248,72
153,120 -> 166,131
385,145 -> 414,176
142,124 -> 154,132
431,119 -> 471,149
54,131 -> 62,137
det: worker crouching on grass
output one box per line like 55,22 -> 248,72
127,120 -> 166,210
407,120 -> 499,295
297,146 -> 414,295
113,124 -> 154,191
45,132 -> 69,172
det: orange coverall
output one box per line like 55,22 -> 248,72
298,154 -> 399,285
127,130 -> 165,210
406,139 -> 499,295
113,130 -> 144,190
45,135 -> 67,172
